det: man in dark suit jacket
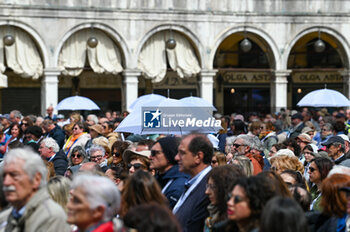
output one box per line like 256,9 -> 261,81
173,134 -> 213,232
42,119 -> 65,149
39,137 -> 68,176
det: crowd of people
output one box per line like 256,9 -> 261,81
0,106 -> 349,232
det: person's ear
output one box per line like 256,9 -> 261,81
32,172 -> 42,191
245,145 -> 250,153
195,151 -> 204,164
92,205 -> 105,222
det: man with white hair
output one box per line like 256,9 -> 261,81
67,174 -> 121,231
89,145 -> 108,172
86,114 -> 98,126
2,148 -> 70,231
39,137 -> 68,176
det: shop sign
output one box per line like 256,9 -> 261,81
293,72 -> 343,83
222,72 -> 271,83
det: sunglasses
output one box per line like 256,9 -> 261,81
228,193 -> 247,204
151,150 -> 162,157
211,160 -> 217,164
112,152 -> 121,157
232,143 -> 244,148
309,167 -> 317,173
90,155 -> 103,160
72,154 -> 82,158
127,163 -> 144,170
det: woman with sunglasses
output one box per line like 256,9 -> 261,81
69,145 -> 89,166
111,141 -> 130,168
204,165 -> 245,232
63,121 -> 90,157
308,157 -> 333,211
119,170 -> 167,218
220,175 -> 281,232
123,149 -> 151,175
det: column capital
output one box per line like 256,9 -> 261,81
274,70 -> 292,77
44,68 -> 61,76
200,69 -> 218,77
122,69 -> 141,77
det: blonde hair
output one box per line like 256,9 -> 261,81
47,176 -> 71,212
233,155 -> 254,177
270,155 -> 304,174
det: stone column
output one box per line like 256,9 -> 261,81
341,70 -> 350,100
199,69 -> 217,106
271,70 -> 291,113
123,69 -> 140,112
41,68 -> 60,116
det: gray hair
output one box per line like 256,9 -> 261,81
71,174 -> 121,221
87,114 -> 98,125
250,136 -> 265,152
69,146 -> 89,166
4,148 -> 47,188
10,110 -> 22,119
322,123 -> 333,131
42,137 -> 60,153
235,134 -> 254,148
89,145 -> 105,157
327,165 -> 350,177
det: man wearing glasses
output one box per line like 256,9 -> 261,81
231,134 -> 262,175
89,145 -> 109,172
149,136 -> 189,209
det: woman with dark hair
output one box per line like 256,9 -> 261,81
111,141 -> 130,168
312,174 -> 350,232
120,170 -> 167,217
204,165 -> 245,231
220,175 -> 282,232
0,123 -> 23,155
68,145 -> 89,166
308,157 -> 333,211
105,166 -> 128,192
63,121 -> 90,157
260,196 -> 309,232
282,138 -> 301,158
124,203 -> 181,232
280,169 -> 307,189
257,171 -> 292,198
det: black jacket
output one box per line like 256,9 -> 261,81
47,126 -> 65,149
51,149 -> 68,176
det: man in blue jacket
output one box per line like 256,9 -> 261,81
150,136 -> 189,209
172,133 -> 213,232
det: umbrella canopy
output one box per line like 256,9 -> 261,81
115,98 -> 220,135
129,94 -> 166,111
56,96 -> 100,111
297,88 -> 350,107
179,96 -> 217,111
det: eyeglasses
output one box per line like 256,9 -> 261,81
322,129 -> 328,132
72,154 -> 82,158
271,166 -> 278,172
232,143 -> 245,148
22,123 -> 28,126
228,193 -> 247,204
127,163 -> 145,170
90,155 -> 103,160
211,160 -> 217,164
206,183 -> 216,190
309,167 -> 317,173
112,152 -> 121,157
151,150 -> 162,157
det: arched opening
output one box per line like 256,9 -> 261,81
137,29 -> 201,99
57,28 -> 125,112
213,31 -> 275,115
287,31 -> 346,108
0,26 -> 44,115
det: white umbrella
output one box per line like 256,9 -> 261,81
179,96 -> 217,111
129,93 -> 166,111
297,88 -> 350,107
56,96 -> 100,111
115,98 -> 220,135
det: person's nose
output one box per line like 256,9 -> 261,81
3,174 -> 12,186
175,153 -> 180,161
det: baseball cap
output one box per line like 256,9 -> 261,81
321,136 -> 345,146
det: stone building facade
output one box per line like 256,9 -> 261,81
0,0 -> 350,116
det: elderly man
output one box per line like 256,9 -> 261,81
232,134 -> 263,175
173,133 -> 212,232
150,136 -> 189,209
9,110 -> 22,124
39,138 -> 68,176
2,148 -> 70,231
288,113 -> 305,139
89,145 -> 108,172
322,136 -> 350,165
41,119 -> 65,149
86,114 -> 98,126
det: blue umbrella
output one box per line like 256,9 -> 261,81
297,88 -> 350,107
56,96 -> 100,111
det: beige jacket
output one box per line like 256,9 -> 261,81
5,188 -> 70,232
